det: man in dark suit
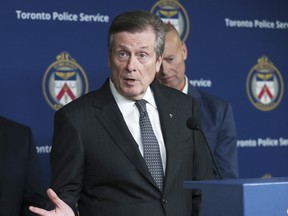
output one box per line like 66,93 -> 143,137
29,10 -> 214,216
0,116 -> 46,215
156,23 -> 239,179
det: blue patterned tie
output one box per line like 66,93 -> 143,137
135,99 -> 164,191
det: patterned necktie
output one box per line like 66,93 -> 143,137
135,99 -> 164,191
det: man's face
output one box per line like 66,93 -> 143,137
108,27 -> 162,101
156,30 -> 187,91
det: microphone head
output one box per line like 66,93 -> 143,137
186,117 -> 200,131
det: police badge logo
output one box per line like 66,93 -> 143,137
151,0 -> 190,42
246,56 -> 284,111
43,52 -> 89,110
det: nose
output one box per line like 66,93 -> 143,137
126,56 -> 137,72
159,63 -> 164,73
159,61 -> 168,75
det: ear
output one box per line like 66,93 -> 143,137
155,54 -> 163,73
181,42 -> 188,61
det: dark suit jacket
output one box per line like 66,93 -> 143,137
188,84 -> 239,179
0,116 -> 46,216
49,80 -> 214,216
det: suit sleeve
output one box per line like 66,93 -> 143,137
214,103 -> 239,179
48,108 -> 84,213
22,127 -> 47,215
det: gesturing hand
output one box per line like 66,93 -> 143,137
29,188 -> 75,216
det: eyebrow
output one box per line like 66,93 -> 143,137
115,43 -> 151,50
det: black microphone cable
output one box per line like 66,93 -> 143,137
186,117 -> 223,180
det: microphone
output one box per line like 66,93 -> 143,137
186,117 -> 223,180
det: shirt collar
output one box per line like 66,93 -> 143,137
182,75 -> 189,94
109,78 -> 157,110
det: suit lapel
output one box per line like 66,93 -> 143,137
151,84 -> 181,191
92,82 -> 155,186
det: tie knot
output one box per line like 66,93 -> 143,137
135,99 -> 147,114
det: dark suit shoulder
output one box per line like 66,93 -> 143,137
60,90 -> 96,108
197,89 -> 230,110
58,80 -> 111,114
152,82 -> 193,101
188,83 -> 230,107
0,116 -> 30,131
0,116 -> 33,152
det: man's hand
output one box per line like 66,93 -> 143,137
29,188 -> 75,216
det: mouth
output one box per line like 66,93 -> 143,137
123,77 -> 138,86
160,76 -> 173,83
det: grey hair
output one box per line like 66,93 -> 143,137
107,10 -> 166,59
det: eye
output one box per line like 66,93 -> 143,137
118,51 -> 129,59
165,57 -> 174,63
137,52 -> 148,61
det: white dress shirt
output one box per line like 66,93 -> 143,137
109,79 -> 166,173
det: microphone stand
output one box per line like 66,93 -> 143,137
187,117 -> 223,180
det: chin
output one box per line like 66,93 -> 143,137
162,82 -> 174,88
122,90 -> 141,99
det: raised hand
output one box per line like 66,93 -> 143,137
29,188 -> 75,216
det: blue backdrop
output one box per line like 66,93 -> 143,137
0,0 -> 287,187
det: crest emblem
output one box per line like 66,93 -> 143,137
43,52 -> 89,110
246,56 -> 284,111
151,0 -> 190,42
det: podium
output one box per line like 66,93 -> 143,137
184,177 -> 288,216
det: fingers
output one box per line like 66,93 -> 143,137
47,188 -> 66,208
29,206 -> 49,215
30,188 -> 74,216
47,188 -> 59,203
28,189 -> 54,215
